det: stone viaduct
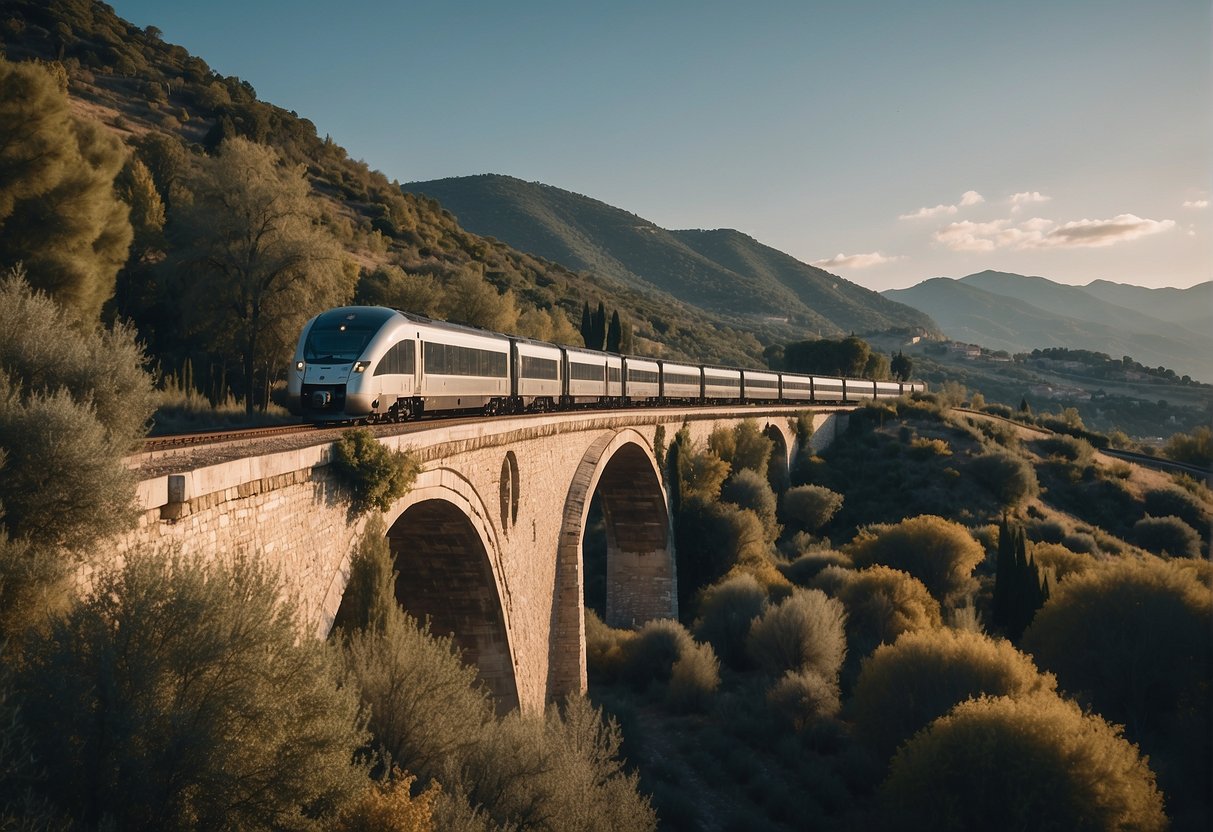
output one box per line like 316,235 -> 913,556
120,406 -> 851,714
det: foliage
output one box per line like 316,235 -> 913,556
746,588 -> 847,681
331,514 -> 397,633
847,515 -> 985,607
337,605 -> 490,784
720,469 -> 780,543
850,628 -> 1056,761
617,619 -> 720,710
779,548 -> 853,586
1033,434 -> 1095,465
1031,542 -> 1096,583
666,637 -> 722,713
783,336 -> 873,378
1022,555 -> 1212,737
991,519 -> 1050,640
1163,425 -> 1212,469
14,549 -> 368,829
766,669 -> 840,729
329,768 -> 438,832
780,485 -> 844,534
812,565 -> 942,661
879,694 -> 1166,832
1133,514 -> 1201,559
0,56 -> 131,322
692,573 -> 769,669
891,351 -> 913,381
709,419 -> 773,479
674,497 -> 770,614
1142,486 -> 1209,546
331,429 -> 421,514
967,449 -> 1038,508
171,138 -> 354,413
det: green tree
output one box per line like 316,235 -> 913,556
992,518 -> 1049,640
746,588 -> 847,680
0,57 -> 132,321
891,350 -> 913,382
592,301 -> 607,351
14,549 -> 368,829
172,137 -> 354,414
720,469 -> 780,543
812,565 -> 941,661
780,485 -> 843,534
879,694 -> 1165,832
580,301 -> 593,348
606,310 -> 622,352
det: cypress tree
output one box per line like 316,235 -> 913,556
580,301 -> 592,348
994,519 -> 1049,640
607,310 -> 622,353
592,302 -> 607,350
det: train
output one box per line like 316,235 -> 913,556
287,306 -> 925,423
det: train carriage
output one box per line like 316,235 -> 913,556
742,369 -> 781,403
418,319 -> 511,414
812,376 -> 846,402
703,366 -> 742,402
660,360 -> 703,404
623,356 -> 661,404
874,380 -> 903,400
512,337 -> 562,411
563,347 -> 611,406
779,372 -> 813,403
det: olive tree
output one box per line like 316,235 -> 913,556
173,138 -> 354,413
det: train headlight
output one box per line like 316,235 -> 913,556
353,361 -> 369,373
295,361 -> 305,371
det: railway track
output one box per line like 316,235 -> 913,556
141,423 -> 325,452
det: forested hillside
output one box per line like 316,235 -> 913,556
404,174 -> 939,339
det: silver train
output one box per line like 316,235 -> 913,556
287,306 -> 925,423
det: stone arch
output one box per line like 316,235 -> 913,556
381,469 -> 520,712
548,429 -> 674,700
763,420 -> 792,493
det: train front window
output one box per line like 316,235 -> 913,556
303,308 -> 394,363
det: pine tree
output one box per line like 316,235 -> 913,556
607,310 -> 622,352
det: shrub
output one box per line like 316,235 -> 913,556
850,628 -> 1055,760
907,437 -> 950,459
814,565 -> 942,660
847,515 -> 986,607
779,549 -> 852,586
709,419 -> 772,479
967,449 -> 1038,508
1022,555 -> 1212,736
766,669 -> 840,729
1033,434 -> 1095,465
333,768 -> 439,832
879,694 -> 1165,832
667,638 -> 721,712
15,549 -> 368,829
331,429 -> 421,513
332,514 -> 397,633
584,609 -> 631,683
692,574 -> 769,669
780,485 -> 844,534
720,469 -> 780,543
675,497 -> 770,612
1163,425 -> 1212,468
1143,486 -> 1210,543
1133,514 -> 1201,558
619,618 -> 695,690
746,588 -> 846,680
1031,543 -> 1095,583
338,605 -> 491,784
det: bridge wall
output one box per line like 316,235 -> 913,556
115,407 -> 850,714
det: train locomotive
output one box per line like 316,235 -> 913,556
287,306 -> 924,423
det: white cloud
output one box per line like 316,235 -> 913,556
1183,199 -> 1208,209
899,191 -> 984,220
811,251 -> 901,270
1010,191 -> 1051,212
934,213 -> 1175,251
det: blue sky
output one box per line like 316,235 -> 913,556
111,1 -> 1210,290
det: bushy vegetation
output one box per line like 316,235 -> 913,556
847,515 -> 985,607
812,565 -> 942,663
849,628 -> 1055,761
746,589 -> 846,681
331,429 -> 421,514
780,484 -> 844,534
880,694 -> 1166,832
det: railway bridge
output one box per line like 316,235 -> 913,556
119,406 -> 851,714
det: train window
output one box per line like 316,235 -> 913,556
570,361 -> 604,381
520,355 -> 559,380
373,340 -> 415,376
607,366 -> 622,383
423,341 -> 508,377
664,372 -> 700,386
628,368 -> 659,384
746,377 -> 778,388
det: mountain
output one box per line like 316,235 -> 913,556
1082,279 -> 1212,335
402,174 -> 938,339
885,271 -> 1213,380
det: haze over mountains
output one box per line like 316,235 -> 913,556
884,271 -> 1213,381
404,174 -> 938,339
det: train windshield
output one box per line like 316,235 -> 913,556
303,308 -> 394,363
